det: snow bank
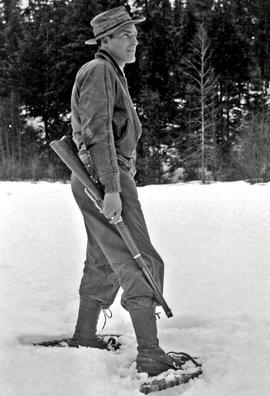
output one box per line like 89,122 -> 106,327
1,181 -> 270,395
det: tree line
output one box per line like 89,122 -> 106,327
0,0 -> 270,184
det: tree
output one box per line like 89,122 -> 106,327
129,0 -> 185,183
0,0 -> 26,179
233,109 -> 270,183
208,1 -> 251,156
181,24 -> 218,182
253,0 -> 270,86
17,0 -> 73,142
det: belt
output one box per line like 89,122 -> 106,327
117,153 -> 136,177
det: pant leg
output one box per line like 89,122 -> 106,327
80,227 -> 120,309
71,176 -> 120,309
71,168 -> 164,311
119,170 -> 164,309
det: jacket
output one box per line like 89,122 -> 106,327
71,49 -> 142,193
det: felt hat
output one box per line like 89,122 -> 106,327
85,6 -> 145,45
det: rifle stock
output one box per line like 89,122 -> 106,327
50,136 -> 103,208
50,136 -> 173,318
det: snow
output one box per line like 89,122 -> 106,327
1,180 -> 270,396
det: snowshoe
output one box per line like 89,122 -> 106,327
139,351 -> 202,394
31,334 -> 121,351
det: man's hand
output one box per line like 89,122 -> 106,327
101,192 -> 122,224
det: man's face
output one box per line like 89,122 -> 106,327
105,23 -> 138,65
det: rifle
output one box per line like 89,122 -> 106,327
50,135 -> 173,318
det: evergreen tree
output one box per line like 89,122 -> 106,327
0,0 -> 25,179
130,0 -> 184,183
209,2 -> 250,150
181,24 -> 218,183
233,108 -> 270,183
253,0 -> 270,85
17,0 -> 72,141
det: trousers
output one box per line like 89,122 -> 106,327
71,167 -> 164,311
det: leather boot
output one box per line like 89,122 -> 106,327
129,308 -> 177,376
71,296 -> 108,349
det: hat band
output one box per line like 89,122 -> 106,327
94,17 -> 132,39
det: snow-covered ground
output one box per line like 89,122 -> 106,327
1,180 -> 270,396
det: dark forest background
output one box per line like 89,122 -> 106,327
1,0 -> 270,185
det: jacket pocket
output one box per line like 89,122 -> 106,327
114,118 -> 129,144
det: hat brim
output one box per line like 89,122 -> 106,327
85,17 -> 145,45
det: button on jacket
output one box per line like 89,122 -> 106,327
71,49 -> 142,193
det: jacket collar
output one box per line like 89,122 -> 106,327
95,49 -> 125,78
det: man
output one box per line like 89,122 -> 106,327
70,6 -> 178,377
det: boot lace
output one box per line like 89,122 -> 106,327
101,308 -> 112,330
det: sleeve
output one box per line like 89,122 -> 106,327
78,63 -> 120,193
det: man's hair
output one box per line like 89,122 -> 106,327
97,34 -> 114,48
96,39 -> 102,48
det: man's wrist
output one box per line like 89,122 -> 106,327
105,192 -> 120,196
